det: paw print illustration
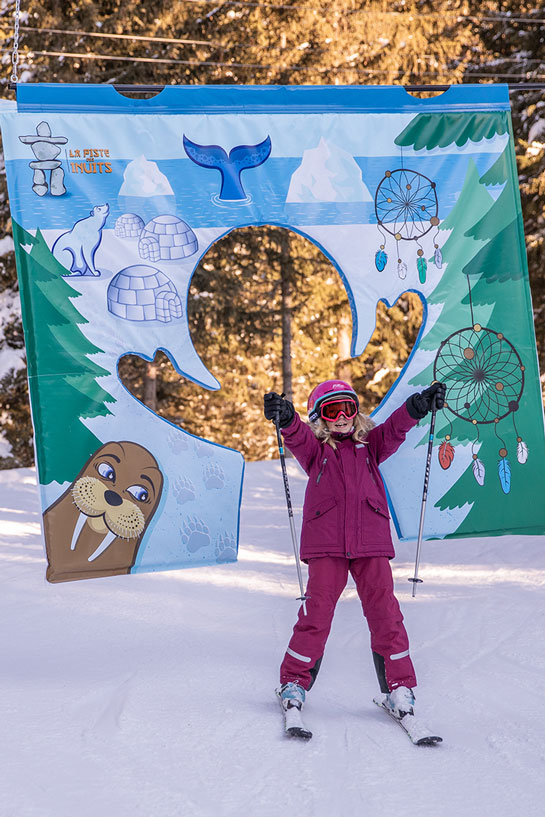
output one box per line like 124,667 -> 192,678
194,440 -> 213,459
203,462 -> 225,490
181,516 -> 211,553
168,430 -> 190,455
215,531 -> 237,563
173,476 -> 196,505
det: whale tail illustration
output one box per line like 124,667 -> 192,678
183,134 -> 272,201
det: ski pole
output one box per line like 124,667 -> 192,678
408,391 -> 438,598
274,396 -> 309,615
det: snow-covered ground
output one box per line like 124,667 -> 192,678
2,461 -> 545,817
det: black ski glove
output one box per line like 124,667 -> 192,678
264,392 -> 295,428
406,382 -> 446,420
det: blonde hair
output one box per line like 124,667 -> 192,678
310,411 -> 375,450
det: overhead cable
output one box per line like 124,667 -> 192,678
22,50 -> 545,81
2,11 -> 545,40
3,23 -> 545,52
0,25 -> 222,48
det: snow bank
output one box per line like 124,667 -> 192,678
1,462 -> 545,817
0,235 -> 14,256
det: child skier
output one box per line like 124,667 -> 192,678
264,379 -> 445,739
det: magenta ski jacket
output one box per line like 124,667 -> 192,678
281,403 -> 418,561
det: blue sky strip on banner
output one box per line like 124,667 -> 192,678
1,83 -> 544,582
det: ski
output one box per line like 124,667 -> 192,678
373,696 -> 442,746
276,690 -> 313,740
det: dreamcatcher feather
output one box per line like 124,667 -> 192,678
498,457 -> 511,494
416,255 -> 427,285
438,439 -> 455,469
433,225 -> 443,269
516,437 -> 528,464
472,456 -> 486,486
470,435 -> 486,488
375,248 -> 387,272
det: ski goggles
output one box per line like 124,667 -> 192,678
320,399 -> 358,422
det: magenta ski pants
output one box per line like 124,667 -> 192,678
279,556 -> 417,693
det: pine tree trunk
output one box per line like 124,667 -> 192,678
143,361 -> 157,412
336,313 -> 352,382
280,234 -> 293,401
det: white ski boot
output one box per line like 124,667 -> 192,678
276,682 -> 312,740
384,685 -> 415,719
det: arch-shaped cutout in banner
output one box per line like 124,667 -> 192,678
1,83 -> 544,582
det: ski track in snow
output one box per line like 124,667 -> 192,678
1,462 -> 545,817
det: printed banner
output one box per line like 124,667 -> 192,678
1,83 -> 544,582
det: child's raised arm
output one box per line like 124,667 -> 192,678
264,392 -> 321,475
366,403 -> 418,464
367,383 -> 446,464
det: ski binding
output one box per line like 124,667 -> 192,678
373,695 -> 442,746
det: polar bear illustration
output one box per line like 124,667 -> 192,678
52,203 -> 109,276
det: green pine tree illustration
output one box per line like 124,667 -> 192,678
397,113 -> 545,536
12,221 -> 115,485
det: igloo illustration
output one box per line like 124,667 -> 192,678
107,264 -> 183,323
115,213 -> 145,239
138,214 -> 198,262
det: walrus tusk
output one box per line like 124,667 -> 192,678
70,512 -> 88,551
87,529 -> 117,562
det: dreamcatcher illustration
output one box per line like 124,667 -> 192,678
374,159 -> 442,284
433,278 -> 527,494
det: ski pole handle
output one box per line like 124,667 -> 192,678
274,394 -> 288,470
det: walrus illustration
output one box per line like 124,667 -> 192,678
43,441 -> 164,583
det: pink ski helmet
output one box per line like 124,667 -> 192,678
307,379 -> 359,423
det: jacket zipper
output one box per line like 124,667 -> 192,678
316,456 -> 328,484
366,456 -> 377,485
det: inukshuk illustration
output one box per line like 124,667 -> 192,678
433,274 -> 528,494
19,120 -> 67,196
374,157 -> 442,283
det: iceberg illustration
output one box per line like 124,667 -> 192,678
120,155 -> 174,197
286,138 -> 372,203
119,155 -> 176,221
